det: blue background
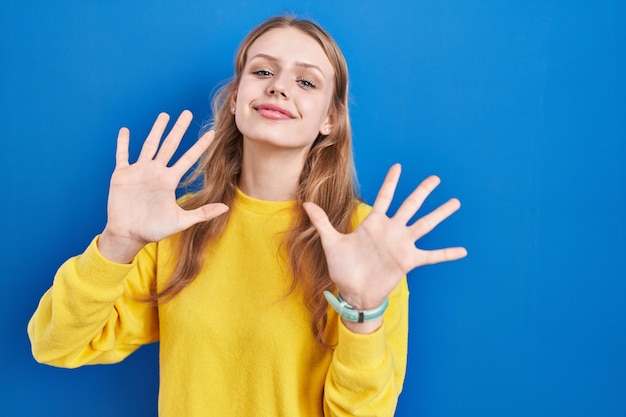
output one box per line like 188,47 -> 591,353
2,1 -> 624,416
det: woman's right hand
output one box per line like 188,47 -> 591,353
98,110 -> 229,264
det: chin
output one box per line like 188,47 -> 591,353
240,126 -> 317,150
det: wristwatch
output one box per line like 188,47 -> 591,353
323,291 -> 388,323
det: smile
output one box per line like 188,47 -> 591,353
255,103 -> 295,120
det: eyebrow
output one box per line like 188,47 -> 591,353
248,53 -> 326,77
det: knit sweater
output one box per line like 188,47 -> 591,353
28,188 -> 409,416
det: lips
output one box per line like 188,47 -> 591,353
255,103 -> 295,120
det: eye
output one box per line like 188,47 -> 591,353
297,77 -> 317,89
252,68 -> 273,78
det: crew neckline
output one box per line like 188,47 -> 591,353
235,187 -> 297,216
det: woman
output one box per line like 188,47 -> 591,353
28,15 -> 466,416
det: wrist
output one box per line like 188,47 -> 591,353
323,291 -> 388,324
334,291 -> 387,311
98,228 -> 145,264
342,316 -> 383,334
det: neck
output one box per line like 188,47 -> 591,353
238,141 -> 308,201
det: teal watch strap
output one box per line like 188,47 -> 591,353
323,291 -> 389,323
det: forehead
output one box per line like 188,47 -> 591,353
246,27 -> 334,78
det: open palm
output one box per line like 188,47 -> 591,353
304,164 -> 467,310
99,111 -> 228,263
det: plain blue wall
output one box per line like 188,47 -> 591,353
2,1 -> 624,416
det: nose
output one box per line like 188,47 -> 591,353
266,74 -> 289,99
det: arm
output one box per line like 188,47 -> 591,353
28,111 -> 228,367
27,238 -> 159,367
324,279 -> 409,417
304,164 -> 467,416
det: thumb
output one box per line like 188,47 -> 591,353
178,203 -> 229,230
303,202 -> 340,244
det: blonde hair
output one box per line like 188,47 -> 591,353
154,16 -> 359,345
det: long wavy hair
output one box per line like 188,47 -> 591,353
154,16 -> 359,346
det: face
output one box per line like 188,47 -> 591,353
233,27 -> 336,151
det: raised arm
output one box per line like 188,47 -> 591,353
28,111 -> 228,367
304,164 -> 466,416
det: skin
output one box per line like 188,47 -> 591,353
234,27 -> 336,201
304,167 -> 467,333
97,27 -> 467,335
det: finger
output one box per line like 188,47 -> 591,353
371,164 -> 402,214
409,198 -> 461,240
177,203 -> 229,231
394,175 -> 441,224
171,129 -> 215,177
154,110 -> 193,164
137,112 -> 171,162
115,127 -> 130,168
419,246 -> 468,266
303,202 -> 341,246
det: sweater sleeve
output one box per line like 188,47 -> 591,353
323,278 -> 409,417
27,236 -> 160,368
323,201 -> 410,416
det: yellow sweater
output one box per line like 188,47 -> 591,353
28,189 -> 409,416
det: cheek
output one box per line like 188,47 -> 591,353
234,80 -> 253,105
314,97 -> 331,129
303,95 -> 333,125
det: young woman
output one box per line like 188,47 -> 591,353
28,15 -> 466,416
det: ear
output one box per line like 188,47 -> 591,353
230,90 -> 238,114
319,108 -> 336,136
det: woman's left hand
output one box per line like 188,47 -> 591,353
303,164 -> 467,312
